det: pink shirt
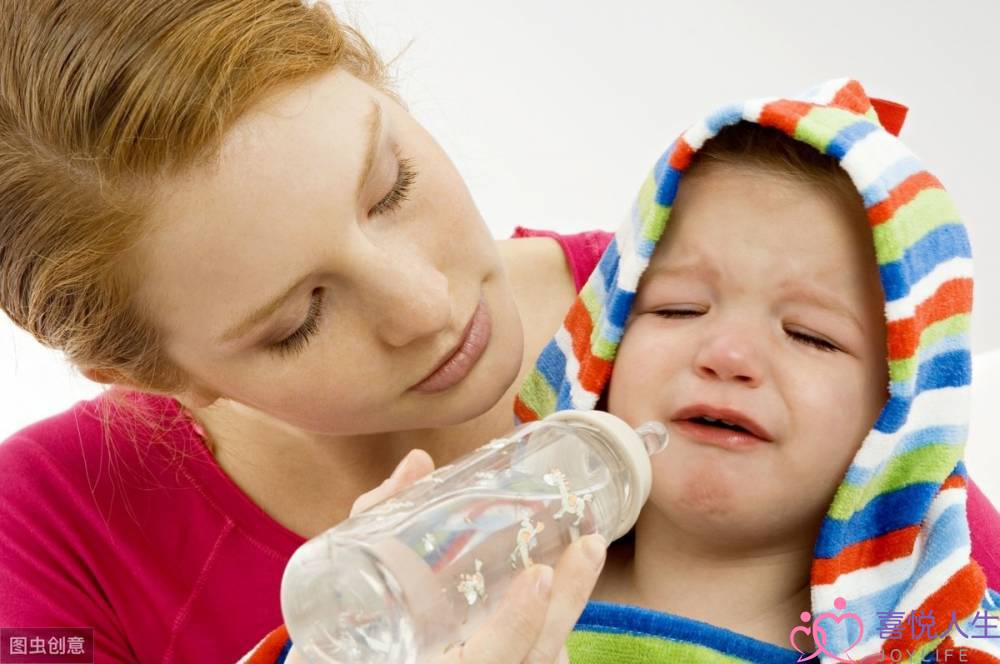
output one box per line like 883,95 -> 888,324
2,227 -> 998,663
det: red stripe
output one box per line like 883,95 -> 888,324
887,278 -> 973,362
812,525 -> 921,585
830,80 -> 872,115
867,171 -> 944,226
758,100 -> 814,136
579,354 -> 613,397
565,298 -> 594,364
882,562 -> 988,655
513,395 -> 539,423
941,474 -> 967,492
243,624 -> 290,664
668,138 -> 694,171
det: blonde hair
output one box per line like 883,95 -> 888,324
0,0 -> 388,400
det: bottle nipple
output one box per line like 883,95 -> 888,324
634,421 -> 669,455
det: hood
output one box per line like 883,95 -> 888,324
514,78 -> 1000,662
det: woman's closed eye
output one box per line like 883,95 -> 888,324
369,155 -> 416,217
270,288 -> 325,357
652,309 -> 839,352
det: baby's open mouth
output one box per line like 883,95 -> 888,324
686,415 -> 751,434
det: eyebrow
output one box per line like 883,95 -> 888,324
218,101 -> 383,345
642,260 -> 864,332
355,100 -> 384,201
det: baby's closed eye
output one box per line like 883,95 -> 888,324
650,309 -> 839,352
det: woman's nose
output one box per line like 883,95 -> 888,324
693,325 -> 764,387
360,253 -> 452,348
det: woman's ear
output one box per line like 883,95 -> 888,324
81,366 -> 137,388
81,366 -> 220,409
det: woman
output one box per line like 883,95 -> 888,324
0,2 -> 995,663
0,2 -> 610,662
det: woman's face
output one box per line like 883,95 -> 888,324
135,68 -> 523,435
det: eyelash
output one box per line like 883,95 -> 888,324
652,309 -> 838,352
368,156 -> 416,217
267,158 -> 418,358
270,289 -> 325,357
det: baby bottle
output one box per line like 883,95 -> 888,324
280,409 -> 669,663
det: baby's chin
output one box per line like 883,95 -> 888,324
648,458 -> 807,550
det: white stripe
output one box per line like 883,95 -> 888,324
923,486 -> 966,527
851,385 -> 971,470
895,544 -> 971,618
554,325 -> 592,409
616,207 -> 642,293
682,118 -> 715,150
839,129 -> 915,193
812,489 -> 962,598
741,96 -> 774,123
884,257 -> 973,324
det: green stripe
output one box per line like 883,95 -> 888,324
637,173 -> 671,240
579,283 -> 602,328
887,314 -> 970,384
568,630 -> 756,664
517,367 -> 557,418
827,443 -> 962,520
795,106 -> 866,152
873,188 -> 959,265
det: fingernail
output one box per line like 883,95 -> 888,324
581,534 -> 607,569
534,565 -> 553,598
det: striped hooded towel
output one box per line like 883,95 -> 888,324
514,78 -> 1000,663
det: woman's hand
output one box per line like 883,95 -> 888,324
287,449 -> 606,664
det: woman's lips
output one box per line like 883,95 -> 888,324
411,295 -> 492,393
673,419 -> 769,451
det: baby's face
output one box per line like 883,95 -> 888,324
607,164 -> 889,547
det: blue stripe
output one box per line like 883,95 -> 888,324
652,142 -> 675,183
636,236 -> 657,259
535,340 -> 567,396
843,424 -> 967,486
917,350 -> 971,392
656,165 -> 683,206
557,375 -> 574,410
830,581 -> 911,655
875,394 -> 911,433
576,601 -> 800,662
601,290 -> 636,344
815,482 -> 940,558
880,224 -> 971,301
909,504 -> 970,581
875,357 -> 970,434
888,332 -> 971,399
861,156 -> 924,207
826,120 -> 878,159
596,239 -> 620,296
276,638 -> 293,663
705,103 -> 744,134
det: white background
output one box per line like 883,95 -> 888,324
2,1 -> 998,502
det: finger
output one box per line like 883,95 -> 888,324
349,449 -> 435,517
448,564 -> 553,664
522,534 -> 606,664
